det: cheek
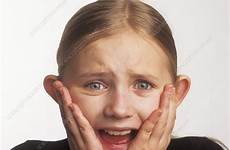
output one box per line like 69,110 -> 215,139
135,92 -> 161,121
68,88 -> 104,126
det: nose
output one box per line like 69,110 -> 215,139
103,89 -> 134,119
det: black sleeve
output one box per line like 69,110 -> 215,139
11,140 -> 47,150
11,139 -> 70,150
167,136 -> 226,150
12,137 -> 226,150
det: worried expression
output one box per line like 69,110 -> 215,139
61,30 -> 173,149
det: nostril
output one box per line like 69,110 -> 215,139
103,91 -> 135,119
103,104 -> 134,119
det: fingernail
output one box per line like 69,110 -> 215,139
59,87 -> 64,96
171,87 -> 175,94
168,85 -> 175,94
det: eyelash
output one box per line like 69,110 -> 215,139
84,80 -> 154,91
84,80 -> 108,91
133,79 -> 154,90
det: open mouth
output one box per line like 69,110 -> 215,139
97,129 -> 138,149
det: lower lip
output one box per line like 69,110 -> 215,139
98,130 -> 136,150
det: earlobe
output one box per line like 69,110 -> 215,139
43,75 -> 59,104
174,75 -> 191,107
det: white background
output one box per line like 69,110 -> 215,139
1,0 -> 230,149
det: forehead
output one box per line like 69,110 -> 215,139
67,31 -> 171,82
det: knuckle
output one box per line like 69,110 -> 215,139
79,125 -> 86,132
143,128 -> 152,135
63,117 -> 74,126
78,122 -> 88,132
142,120 -> 154,135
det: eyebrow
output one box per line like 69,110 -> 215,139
129,73 -> 159,82
127,69 -> 160,84
77,71 -> 160,83
78,71 -> 115,78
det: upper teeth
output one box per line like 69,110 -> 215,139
104,130 -> 131,136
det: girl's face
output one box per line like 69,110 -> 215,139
62,30 -> 173,149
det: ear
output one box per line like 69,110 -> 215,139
174,75 -> 191,107
43,75 -> 60,104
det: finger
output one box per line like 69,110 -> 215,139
150,84 -> 174,142
61,86 -> 85,148
53,80 -> 65,104
130,109 -> 162,146
53,81 -> 84,148
70,103 -> 102,148
159,84 -> 173,110
61,85 -> 102,149
159,87 -> 177,147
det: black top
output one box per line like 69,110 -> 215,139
11,136 -> 225,150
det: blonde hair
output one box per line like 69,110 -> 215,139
56,0 -> 177,80
56,1 -> 228,149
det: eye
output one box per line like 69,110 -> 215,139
134,80 -> 153,90
85,81 -> 107,91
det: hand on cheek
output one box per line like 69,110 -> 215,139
128,84 -> 176,150
53,80 -> 103,150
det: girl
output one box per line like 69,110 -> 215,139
12,0 -> 226,150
